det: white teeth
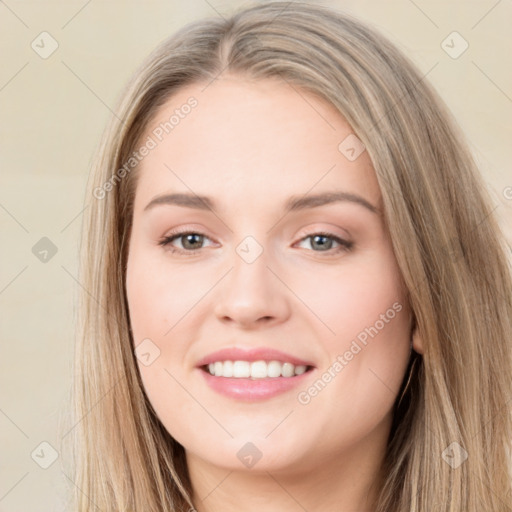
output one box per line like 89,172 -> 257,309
205,360 -> 309,378
233,361 -> 250,378
223,360 -> 233,377
281,362 -> 294,377
250,360 -> 267,379
294,365 -> 307,375
267,360 -> 282,378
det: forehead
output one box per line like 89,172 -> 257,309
132,75 -> 380,214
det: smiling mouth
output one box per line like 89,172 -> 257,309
201,360 -> 315,379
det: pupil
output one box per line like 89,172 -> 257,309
313,235 -> 331,251
184,234 -> 202,249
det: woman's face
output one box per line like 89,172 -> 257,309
126,75 -> 415,476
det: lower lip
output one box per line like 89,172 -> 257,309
197,367 -> 315,401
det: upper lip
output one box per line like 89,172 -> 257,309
195,347 -> 315,368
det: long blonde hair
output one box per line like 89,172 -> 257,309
63,2 -> 512,510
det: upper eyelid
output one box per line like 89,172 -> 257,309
163,221 -> 351,239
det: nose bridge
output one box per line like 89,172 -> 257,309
229,234 -> 275,300
213,233 -> 290,326
232,235 -> 271,289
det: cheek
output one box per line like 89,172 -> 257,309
126,267 -> 175,343
125,246 -> 217,402
294,249 -> 412,419
126,248 -> 205,346
294,250 -> 409,351
125,250 -> 199,430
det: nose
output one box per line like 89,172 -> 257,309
213,246 -> 291,329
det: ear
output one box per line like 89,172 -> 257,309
411,325 -> 424,355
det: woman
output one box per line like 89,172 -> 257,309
67,2 -> 512,511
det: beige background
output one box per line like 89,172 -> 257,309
1,1 -> 511,510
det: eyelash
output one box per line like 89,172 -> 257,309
157,229 -> 353,257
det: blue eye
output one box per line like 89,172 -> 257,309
158,230 -> 353,256
296,232 -> 353,254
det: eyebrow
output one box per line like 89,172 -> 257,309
143,191 -> 380,215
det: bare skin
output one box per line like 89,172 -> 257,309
125,74 -> 423,512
